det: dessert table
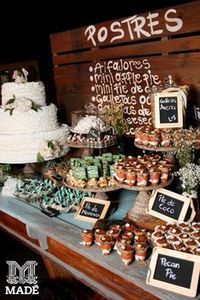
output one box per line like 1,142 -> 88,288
0,191 -> 199,299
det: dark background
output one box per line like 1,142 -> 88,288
0,0 -> 193,99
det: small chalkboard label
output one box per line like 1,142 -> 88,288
148,188 -> 195,223
88,127 -> 100,139
146,247 -> 200,297
153,92 -> 183,128
159,96 -> 178,123
75,197 -> 110,223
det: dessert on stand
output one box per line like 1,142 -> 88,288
56,153 -> 122,199
113,154 -> 174,230
134,126 -> 200,152
66,114 -> 116,153
127,77 -> 200,229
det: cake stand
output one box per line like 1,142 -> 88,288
134,141 -> 178,165
67,126 -> 116,156
114,177 -> 174,231
0,147 -> 70,177
134,141 -> 177,153
63,179 -> 121,200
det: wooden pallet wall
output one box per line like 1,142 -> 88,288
50,1 -> 200,134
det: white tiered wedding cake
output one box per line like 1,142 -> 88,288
0,69 -> 70,163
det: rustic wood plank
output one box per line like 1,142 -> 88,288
54,53 -> 200,99
0,211 -> 39,246
54,52 -> 200,131
50,1 -> 200,52
47,237 -> 160,300
52,36 -> 200,66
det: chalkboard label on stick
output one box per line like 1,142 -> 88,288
153,92 -> 183,128
75,197 -> 110,223
88,127 -> 100,139
146,247 -> 200,297
148,188 -> 195,223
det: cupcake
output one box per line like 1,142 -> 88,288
137,169 -> 149,186
154,225 -> 168,232
163,243 -> 174,250
81,229 -> 93,247
134,234 -> 147,244
180,247 -> 193,254
121,231 -> 134,243
120,245 -> 135,265
174,241 -> 186,251
149,169 -> 161,186
148,132 -> 159,147
99,236 -> 113,255
151,231 -> 165,242
161,132 -> 171,147
135,243 -> 148,261
110,224 -> 121,231
178,223 -> 189,230
167,235 -> 180,246
193,248 -> 200,256
140,132 -> 149,146
114,237 -> 129,255
159,166 -> 169,183
106,228 -> 121,241
191,222 -> 200,231
125,169 -> 137,186
154,237 -> 168,247
115,166 -> 126,183
179,233 -> 190,242
94,228 -> 106,246
124,222 -> 136,232
169,227 -> 181,235
191,231 -> 200,240
185,239 -> 199,250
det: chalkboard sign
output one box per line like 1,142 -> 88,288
148,188 -> 195,223
159,96 -> 178,123
153,92 -> 183,128
75,197 -> 110,223
88,127 -> 100,139
146,247 -> 200,297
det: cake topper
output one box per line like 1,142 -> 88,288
12,68 -> 29,83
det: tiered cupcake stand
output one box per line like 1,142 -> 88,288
115,177 -> 173,230
65,125 -> 119,199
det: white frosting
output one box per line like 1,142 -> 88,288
0,79 -> 70,163
0,104 -> 59,134
0,125 -> 70,163
1,81 -> 46,106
